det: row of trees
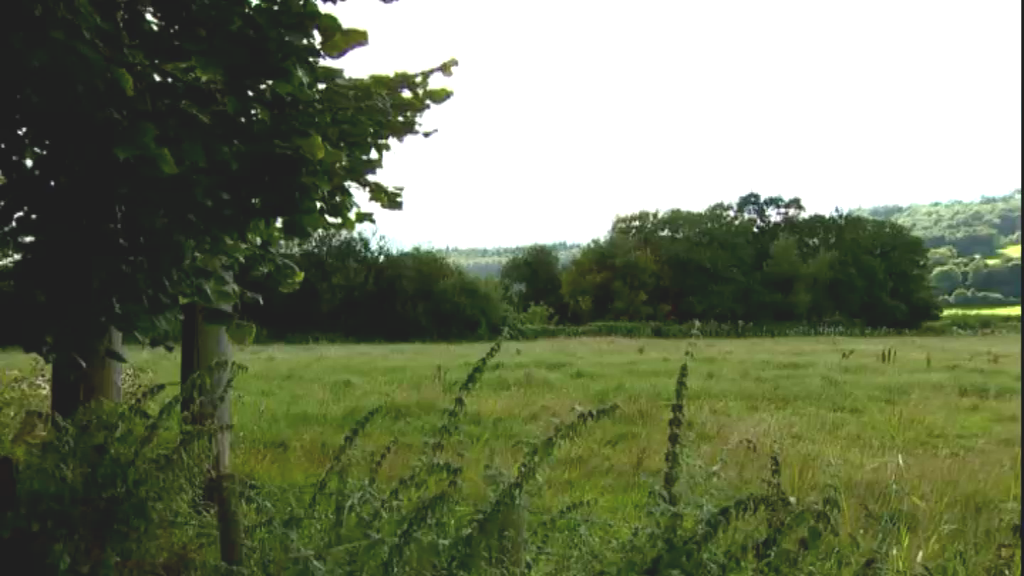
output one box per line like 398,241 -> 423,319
240,193 -> 942,340
551,194 -> 940,329
239,233 -> 507,342
441,191 -> 1022,304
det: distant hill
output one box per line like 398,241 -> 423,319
437,242 -> 583,278
849,189 -> 1021,258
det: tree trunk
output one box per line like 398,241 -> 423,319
180,302 -> 200,417
51,326 -> 123,419
179,302 -> 242,566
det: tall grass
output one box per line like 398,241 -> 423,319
509,318 -> 1020,341
0,335 -> 1020,574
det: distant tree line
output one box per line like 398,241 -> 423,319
0,194 -> 951,345
555,194 -> 939,328
227,193 -> 942,341
237,233 -> 508,342
446,190 -> 1023,307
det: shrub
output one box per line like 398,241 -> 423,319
1,371 -> 216,573
519,303 -> 559,326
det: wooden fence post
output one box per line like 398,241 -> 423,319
180,302 -> 242,566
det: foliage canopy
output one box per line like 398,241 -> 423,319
0,0 -> 455,359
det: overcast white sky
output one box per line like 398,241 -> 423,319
325,0 -> 1022,250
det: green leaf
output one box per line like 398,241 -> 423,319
318,12 -> 369,58
368,182 -> 403,210
154,148 -> 179,174
181,101 -> 211,124
276,260 -> 305,293
227,321 -> 256,346
316,65 -> 347,83
321,23 -> 369,59
113,68 -> 134,96
322,145 -> 345,165
210,286 -> 239,306
424,88 -> 453,105
439,59 -> 458,77
317,13 -> 344,42
105,348 -> 129,363
241,290 -> 264,306
296,133 -> 326,160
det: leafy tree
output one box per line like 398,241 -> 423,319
928,246 -> 958,267
373,249 -> 503,341
930,265 -> 963,296
966,259 -> 987,289
949,288 -> 971,305
1,0 -> 456,415
967,261 -> 1022,299
499,244 -> 566,318
240,231 -> 388,338
734,193 -> 806,230
243,233 -> 506,342
761,235 -> 812,321
562,195 -> 940,329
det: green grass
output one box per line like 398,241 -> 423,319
943,305 -> 1022,317
1,335 -> 1021,571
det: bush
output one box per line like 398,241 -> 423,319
1,372 -> 215,573
519,303 -> 559,326
499,245 -> 566,319
243,234 -> 507,343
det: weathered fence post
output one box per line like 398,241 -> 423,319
180,302 -> 242,566
51,326 -> 123,418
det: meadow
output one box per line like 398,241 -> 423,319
1,334 -> 1021,573
942,305 -> 1022,317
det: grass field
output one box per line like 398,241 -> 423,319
943,305 -> 1022,316
1,335 -> 1021,571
